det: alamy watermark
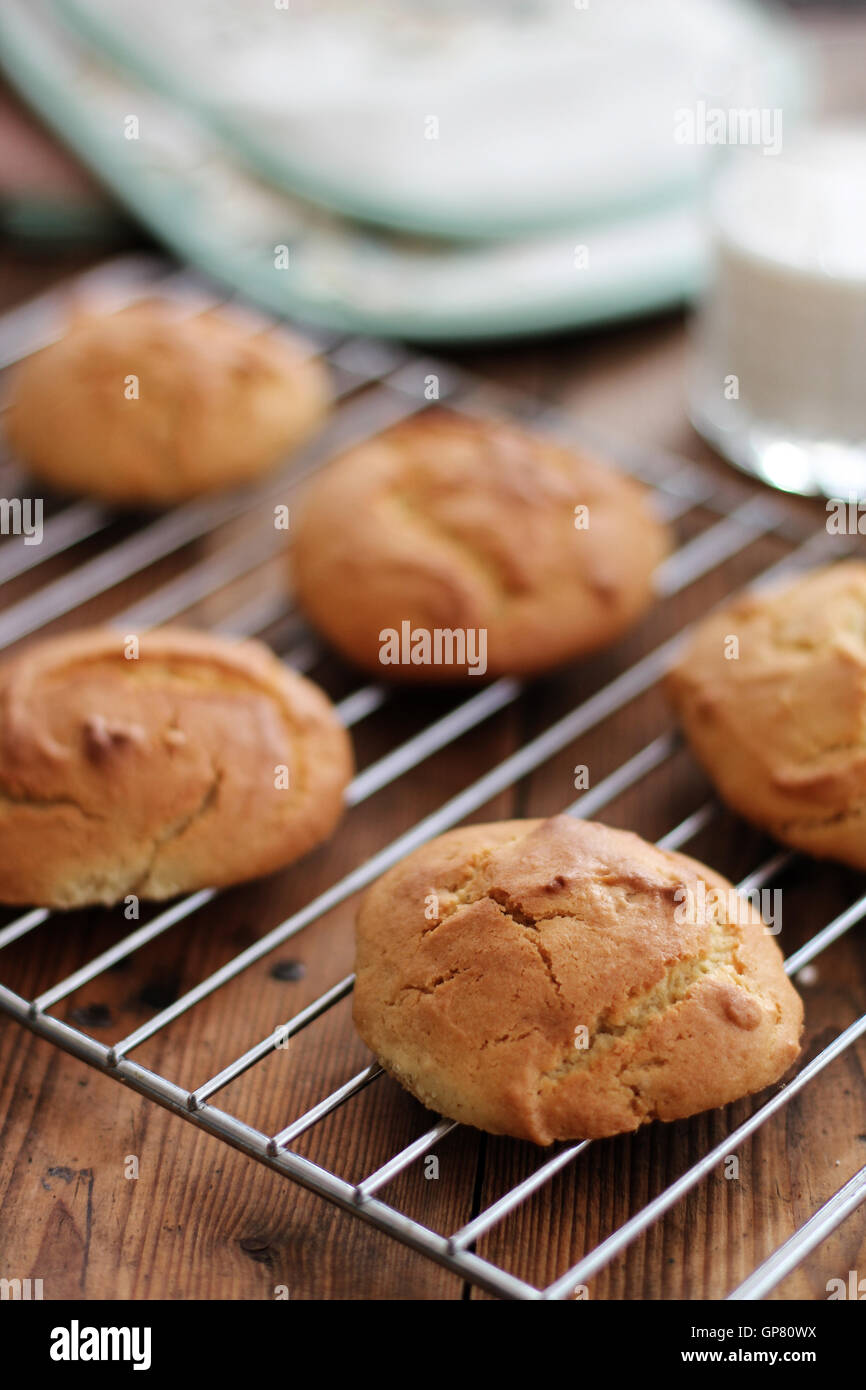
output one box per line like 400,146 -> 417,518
674,100 -> 783,156
826,496 -> 866,534
827,1270 -> 865,1300
0,1276 -> 43,1299
0,497 -> 42,545
379,621 -> 488,677
673,881 -> 782,935
50,1320 -> 151,1370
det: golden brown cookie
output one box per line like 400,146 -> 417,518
3,302 -> 330,504
667,561 -> 866,870
291,410 -> 669,680
353,816 -> 802,1144
0,626 -> 353,908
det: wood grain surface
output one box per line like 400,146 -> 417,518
0,236 -> 864,1306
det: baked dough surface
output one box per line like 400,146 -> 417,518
0,626 -> 353,907
4,303 -> 330,503
353,816 -> 802,1144
667,560 -> 866,869
292,410 -> 669,680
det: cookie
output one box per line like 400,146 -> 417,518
0,626 -> 353,907
291,410 -> 668,680
667,561 -> 866,869
4,302 -> 330,504
353,816 -> 802,1144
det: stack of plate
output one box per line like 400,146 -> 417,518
0,0 -> 809,339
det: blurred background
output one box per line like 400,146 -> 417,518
0,2 -> 857,330
0,0 -> 864,485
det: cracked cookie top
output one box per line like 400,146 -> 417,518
0,626 -> 353,908
352,816 -> 802,1144
290,410 -> 669,681
667,561 -> 866,871
3,302 -> 331,505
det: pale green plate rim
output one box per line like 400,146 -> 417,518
0,1 -> 802,342
53,0 -> 802,243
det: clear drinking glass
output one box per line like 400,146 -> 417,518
688,32 -> 866,498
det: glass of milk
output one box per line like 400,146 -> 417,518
689,39 -> 866,498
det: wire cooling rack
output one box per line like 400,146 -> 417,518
0,256 -> 864,1302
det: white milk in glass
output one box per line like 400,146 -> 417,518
690,124 -> 866,497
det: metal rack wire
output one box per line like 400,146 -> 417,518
0,256 -> 864,1301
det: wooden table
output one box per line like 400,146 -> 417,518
0,55 -> 865,1300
